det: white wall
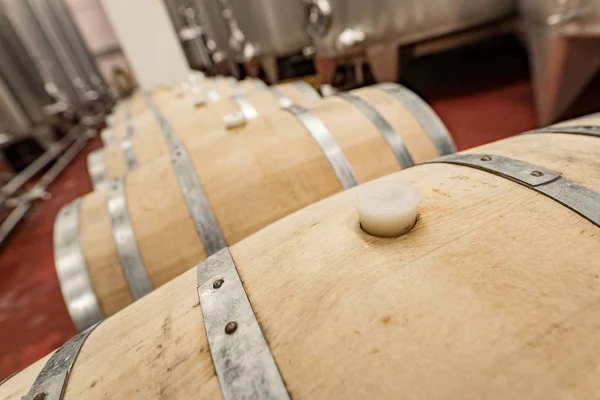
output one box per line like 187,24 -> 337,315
101,0 -> 190,90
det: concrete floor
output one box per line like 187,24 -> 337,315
0,37 -> 599,380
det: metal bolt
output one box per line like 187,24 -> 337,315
213,279 -> 224,289
33,393 -> 47,400
480,155 -> 492,162
530,170 -> 544,177
582,126 -> 594,130
225,321 -> 238,334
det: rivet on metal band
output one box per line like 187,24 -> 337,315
292,81 -> 322,102
54,199 -> 104,332
232,95 -> 259,120
286,104 -> 359,189
377,83 -> 456,156
120,139 -> 139,170
428,153 -> 600,227
145,98 -> 227,256
197,248 -> 291,400
107,178 -> 153,299
337,92 -> 415,168
171,144 -> 227,255
87,150 -> 110,191
269,87 -> 294,108
528,124 -> 600,138
101,128 -> 116,146
22,323 -> 100,400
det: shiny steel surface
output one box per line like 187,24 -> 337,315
286,104 -> 359,189
0,0 -> 84,105
0,9 -> 53,132
22,323 -> 98,399
307,0 -> 516,57
165,0 -> 211,69
519,0 -> 597,26
193,0 -> 234,62
377,83 -> 456,156
227,0 -> 311,59
55,199 -> 105,332
0,77 -> 31,137
107,179 -> 154,301
429,153 -> 600,227
337,92 -> 415,168
46,0 -> 107,94
87,150 -> 110,190
27,0 -> 94,101
519,0 -> 600,124
197,248 -> 291,400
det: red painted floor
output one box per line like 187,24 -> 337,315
0,137 -> 103,380
0,37 -> 599,380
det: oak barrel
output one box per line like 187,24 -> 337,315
5,115 -> 600,400
55,83 -> 455,331
90,80 -> 321,188
99,77 -> 268,148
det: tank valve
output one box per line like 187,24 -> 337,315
356,181 -> 420,237
224,111 -> 246,129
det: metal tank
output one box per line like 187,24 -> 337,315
305,0 -> 517,83
44,0 -> 108,96
164,0 -> 213,71
192,0 -> 242,76
224,0 -> 312,82
0,0 -> 93,107
0,10 -> 54,130
0,78 -> 32,138
519,0 -> 600,124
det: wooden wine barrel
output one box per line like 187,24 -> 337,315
100,77 -> 267,147
56,83 -> 455,331
89,80 -> 322,189
4,116 -> 599,400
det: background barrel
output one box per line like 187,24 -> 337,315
5,116 -> 599,399
89,80 -> 322,187
55,83 -> 455,331
103,75 -> 265,135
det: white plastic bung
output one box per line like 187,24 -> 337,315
224,112 -> 246,129
356,180 -> 420,237
193,94 -> 206,108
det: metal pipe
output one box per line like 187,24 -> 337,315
0,128 -> 90,247
0,129 -> 79,204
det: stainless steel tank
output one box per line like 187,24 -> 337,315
192,0 -> 241,76
44,0 -> 108,95
0,0 -> 93,106
519,0 -> 600,125
164,0 -> 213,71
305,0 -> 517,82
0,12 -> 54,130
225,0 -> 312,82
0,77 -> 32,137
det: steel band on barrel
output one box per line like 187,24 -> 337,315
377,83 -> 456,156
147,98 -> 227,256
22,323 -> 100,400
87,150 -> 110,190
54,199 -> 105,332
428,153 -> 600,227
337,92 -> 415,168
107,178 -> 153,300
197,248 -> 290,400
286,104 -> 359,190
